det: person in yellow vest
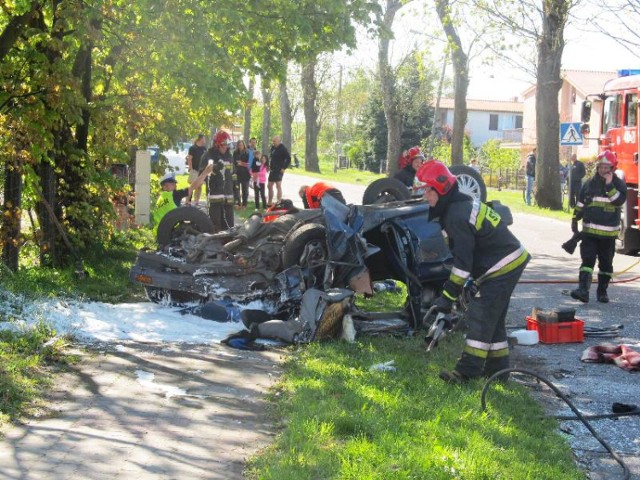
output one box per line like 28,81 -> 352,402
154,163 -> 213,225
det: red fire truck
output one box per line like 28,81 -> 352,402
581,69 -> 640,255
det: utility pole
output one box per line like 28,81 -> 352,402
334,64 -> 343,173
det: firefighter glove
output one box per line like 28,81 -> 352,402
433,296 -> 453,314
571,219 -> 579,234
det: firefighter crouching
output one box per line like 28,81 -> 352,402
415,161 -> 530,384
570,150 -> 627,304
298,182 -> 346,209
202,131 -> 235,232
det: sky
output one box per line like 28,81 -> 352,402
337,2 -> 639,101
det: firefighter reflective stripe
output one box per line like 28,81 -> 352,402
477,246 -> 529,282
606,188 -> 621,202
580,266 -> 594,274
582,222 -> 620,236
443,290 -> 457,301
487,346 -> 509,358
208,194 -> 233,204
489,341 -> 509,351
463,338 -> 491,358
469,200 -> 501,230
450,266 -> 470,286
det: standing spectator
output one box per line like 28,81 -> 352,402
393,147 -> 424,187
233,140 -> 251,209
248,137 -> 258,181
415,161 -> 530,383
470,158 -> 480,172
525,147 -> 536,206
201,131 -> 235,232
568,153 -> 586,208
268,135 -> 291,206
186,134 -> 207,205
570,151 -> 627,303
253,153 -> 268,210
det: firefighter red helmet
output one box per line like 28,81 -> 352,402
213,130 -> 231,146
407,146 -> 425,162
596,150 -> 617,169
415,160 -> 457,195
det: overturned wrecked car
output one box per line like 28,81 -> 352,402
130,174 -> 502,336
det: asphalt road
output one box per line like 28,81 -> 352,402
282,171 -> 640,479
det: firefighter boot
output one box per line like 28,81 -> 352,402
597,275 -> 610,303
570,271 -> 592,303
483,356 -> 510,382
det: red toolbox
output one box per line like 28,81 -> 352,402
526,316 -> 584,344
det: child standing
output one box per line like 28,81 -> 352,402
253,154 -> 269,210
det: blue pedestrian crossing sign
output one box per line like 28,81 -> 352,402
560,122 -> 583,145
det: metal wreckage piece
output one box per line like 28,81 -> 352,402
130,194 -> 461,340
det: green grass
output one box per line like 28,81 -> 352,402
0,322 -> 74,430
487,189 -> 572,222
1,227 -> 155,303
247,335 -> 583,479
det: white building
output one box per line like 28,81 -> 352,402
438,98 -> 523,147
521,70 -> 617,160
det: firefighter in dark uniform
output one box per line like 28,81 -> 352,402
415,161 -> 530,383
393,146 -> 424,187
298,182 -> 346,209
201,130 -> 235,232
570,150 -> 627,303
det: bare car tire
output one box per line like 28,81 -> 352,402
282,223 -> 327,269
449,165 -> 487,202
362,177 -> 412,205
156,207 -> 214,247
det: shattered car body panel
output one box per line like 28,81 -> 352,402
130,197 -> 454,323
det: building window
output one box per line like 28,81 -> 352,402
489,114 -> 498,131
515,115 -> 523,129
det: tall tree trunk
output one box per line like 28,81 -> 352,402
261,81 -> 272,156
37,161 -> 57,266
0,3 -> 39,63
378,0 -> 403,176
301,59 -> 320,173
72,39 -> 94,152
436,0 -> 468,166
280,76 -> 293,155
536,0 -> 568,209
1,156 -> 23,271
243,76 -> 254,142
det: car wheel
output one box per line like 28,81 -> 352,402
362,178 -> 412,205
449,165 -> 487,202
282,223 -> 328,270
156,207 -> 214,248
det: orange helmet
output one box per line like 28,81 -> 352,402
415,160 -> 457,195
596,150 -> 617,169
213,130 -> 231,146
